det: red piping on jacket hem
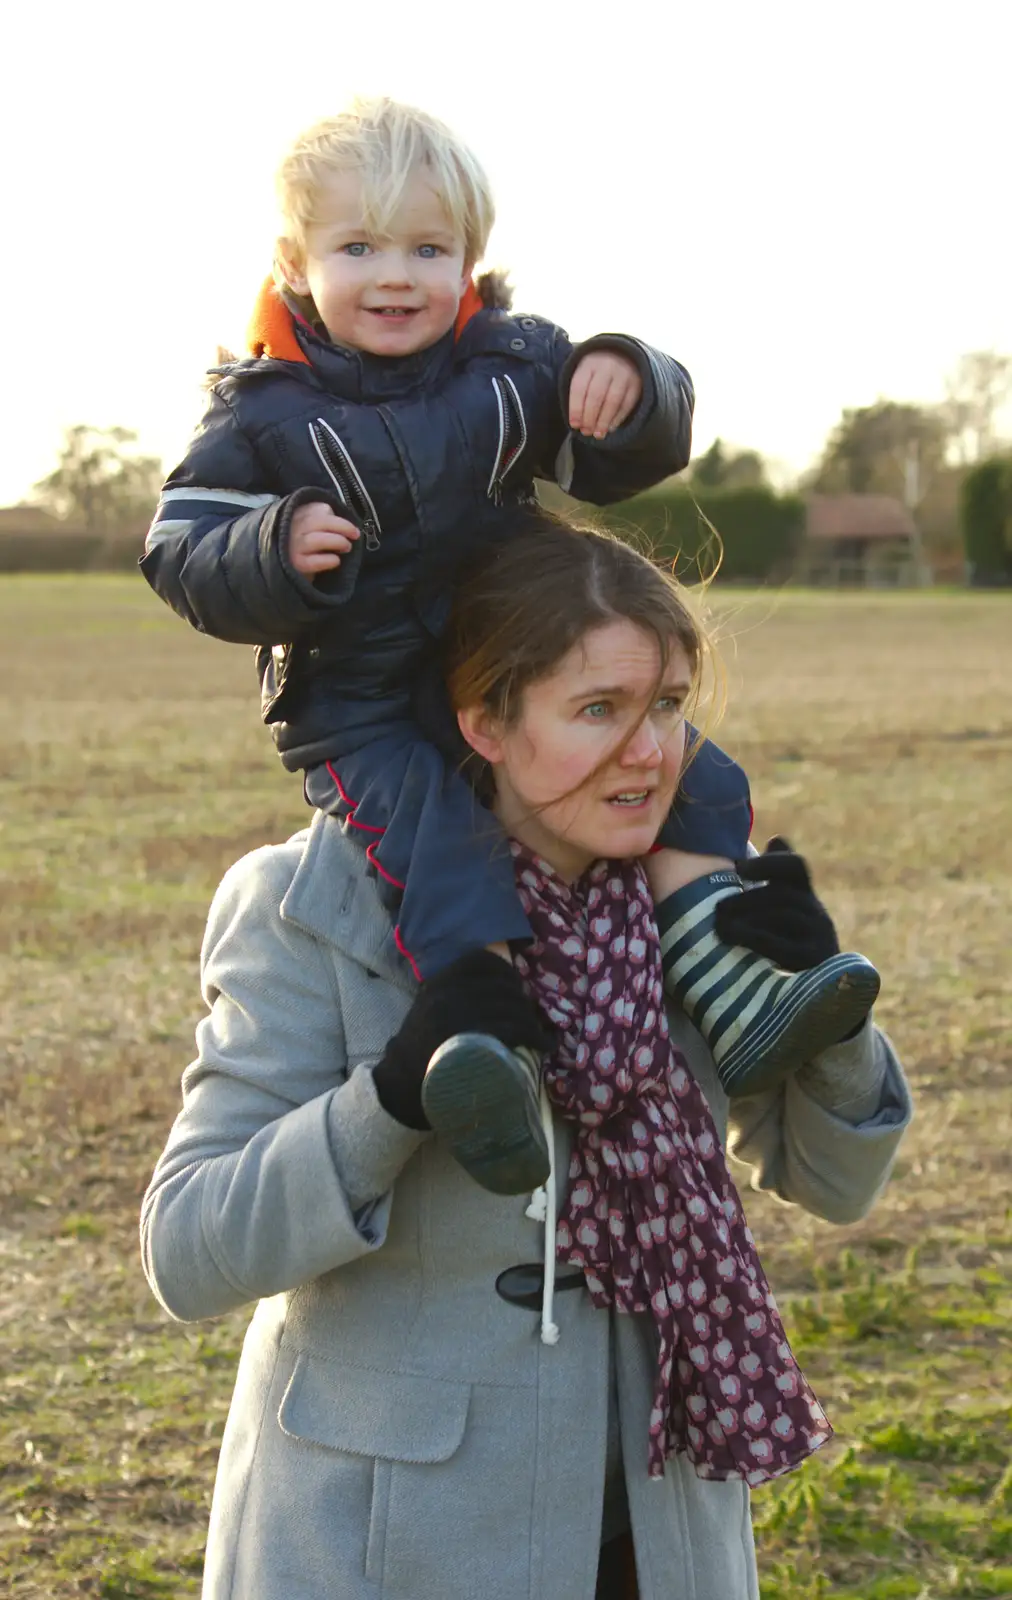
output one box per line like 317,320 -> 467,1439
394,926 -> 423,983
366,840 -> 406,891
325,761 -> 384,833
324,760 -> 422,981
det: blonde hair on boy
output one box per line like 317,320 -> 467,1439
275,98 -> 495,272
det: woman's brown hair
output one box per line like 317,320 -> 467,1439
444,510 -> 715,786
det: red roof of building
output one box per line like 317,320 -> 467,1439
805,494 -> 918,542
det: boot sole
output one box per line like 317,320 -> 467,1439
717,954 -> 881,1097
422,1033 -> 550,1197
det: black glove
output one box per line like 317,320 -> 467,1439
713,837 -> 841,971
372,949 -> 554,1130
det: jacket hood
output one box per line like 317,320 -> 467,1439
245,270 -> 514,363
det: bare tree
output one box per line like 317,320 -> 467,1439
33,425 -> 163,534
943,351 -> 1012,464
809,401 -> 949,500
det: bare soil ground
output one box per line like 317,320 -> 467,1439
1,576 -> 1009,1598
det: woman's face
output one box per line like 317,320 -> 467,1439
459,619 -> 694,882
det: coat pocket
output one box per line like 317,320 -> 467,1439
278,1354 -> 471,1463
278,1354 -> 472,1588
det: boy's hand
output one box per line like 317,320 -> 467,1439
288,502 -> 360,576
568,351 -> 643,439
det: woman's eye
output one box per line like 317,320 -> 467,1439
657,697 -> 685,716
582,702 -> 611,719
342,242 -> 371,257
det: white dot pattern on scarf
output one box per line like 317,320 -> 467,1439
511,844 -> 833,1483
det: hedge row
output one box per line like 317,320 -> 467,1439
961,457 -> 1012,586
2,487 -> 805,586
593,486 -> 806,584
0,532 -> 142,574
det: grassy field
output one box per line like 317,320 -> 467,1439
1,575 -> 1009,1598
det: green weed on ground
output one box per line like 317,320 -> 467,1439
753,1254 -> 1012,1599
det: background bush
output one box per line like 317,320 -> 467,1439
0,528 -> 143,574
960,457 -> 1012,586
592,485 -> 806,583
0,491 -> 808,582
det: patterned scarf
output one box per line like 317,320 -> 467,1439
511,843 -> 832,1484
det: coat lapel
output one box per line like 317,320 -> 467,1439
279,812 -> 415,993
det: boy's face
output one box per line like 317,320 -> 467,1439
283,166 -> 471,357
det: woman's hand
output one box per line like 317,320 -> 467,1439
372,950 -> 554,1129
713,838 -> 842,971
568,351 -> 643,438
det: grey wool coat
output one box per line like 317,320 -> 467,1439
140,812 -> 913,1600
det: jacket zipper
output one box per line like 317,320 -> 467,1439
487,375 -> 528,504
308,420 -> 382,550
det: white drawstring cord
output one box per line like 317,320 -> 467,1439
531,1082 -> 559,1346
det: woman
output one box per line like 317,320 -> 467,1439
141,517 -> 911,1600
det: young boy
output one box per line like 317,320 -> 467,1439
142,99 -> 878,1196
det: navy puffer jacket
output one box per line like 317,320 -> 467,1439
141,287 -> 694,770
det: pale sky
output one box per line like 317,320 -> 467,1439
3,0 -> 1010,506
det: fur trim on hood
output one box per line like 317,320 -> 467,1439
474,269 -> 513,312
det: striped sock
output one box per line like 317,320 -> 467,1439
657,874 -> 791,1072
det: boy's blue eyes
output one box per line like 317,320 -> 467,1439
339,242 -> 443,258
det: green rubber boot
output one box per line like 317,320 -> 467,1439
659,870 -> 881,1096
421,1034 -> 550,1196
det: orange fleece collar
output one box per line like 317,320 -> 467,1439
245,276 -> 485,363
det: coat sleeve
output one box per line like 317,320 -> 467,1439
139,846 -> 426,1323
724,1023 -> 913,1225
546,329 -> 694,504
139,385 -> 363,645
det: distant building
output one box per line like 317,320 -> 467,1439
798,494 -> 925,587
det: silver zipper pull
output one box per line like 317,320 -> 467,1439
363,522 -> 380,551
